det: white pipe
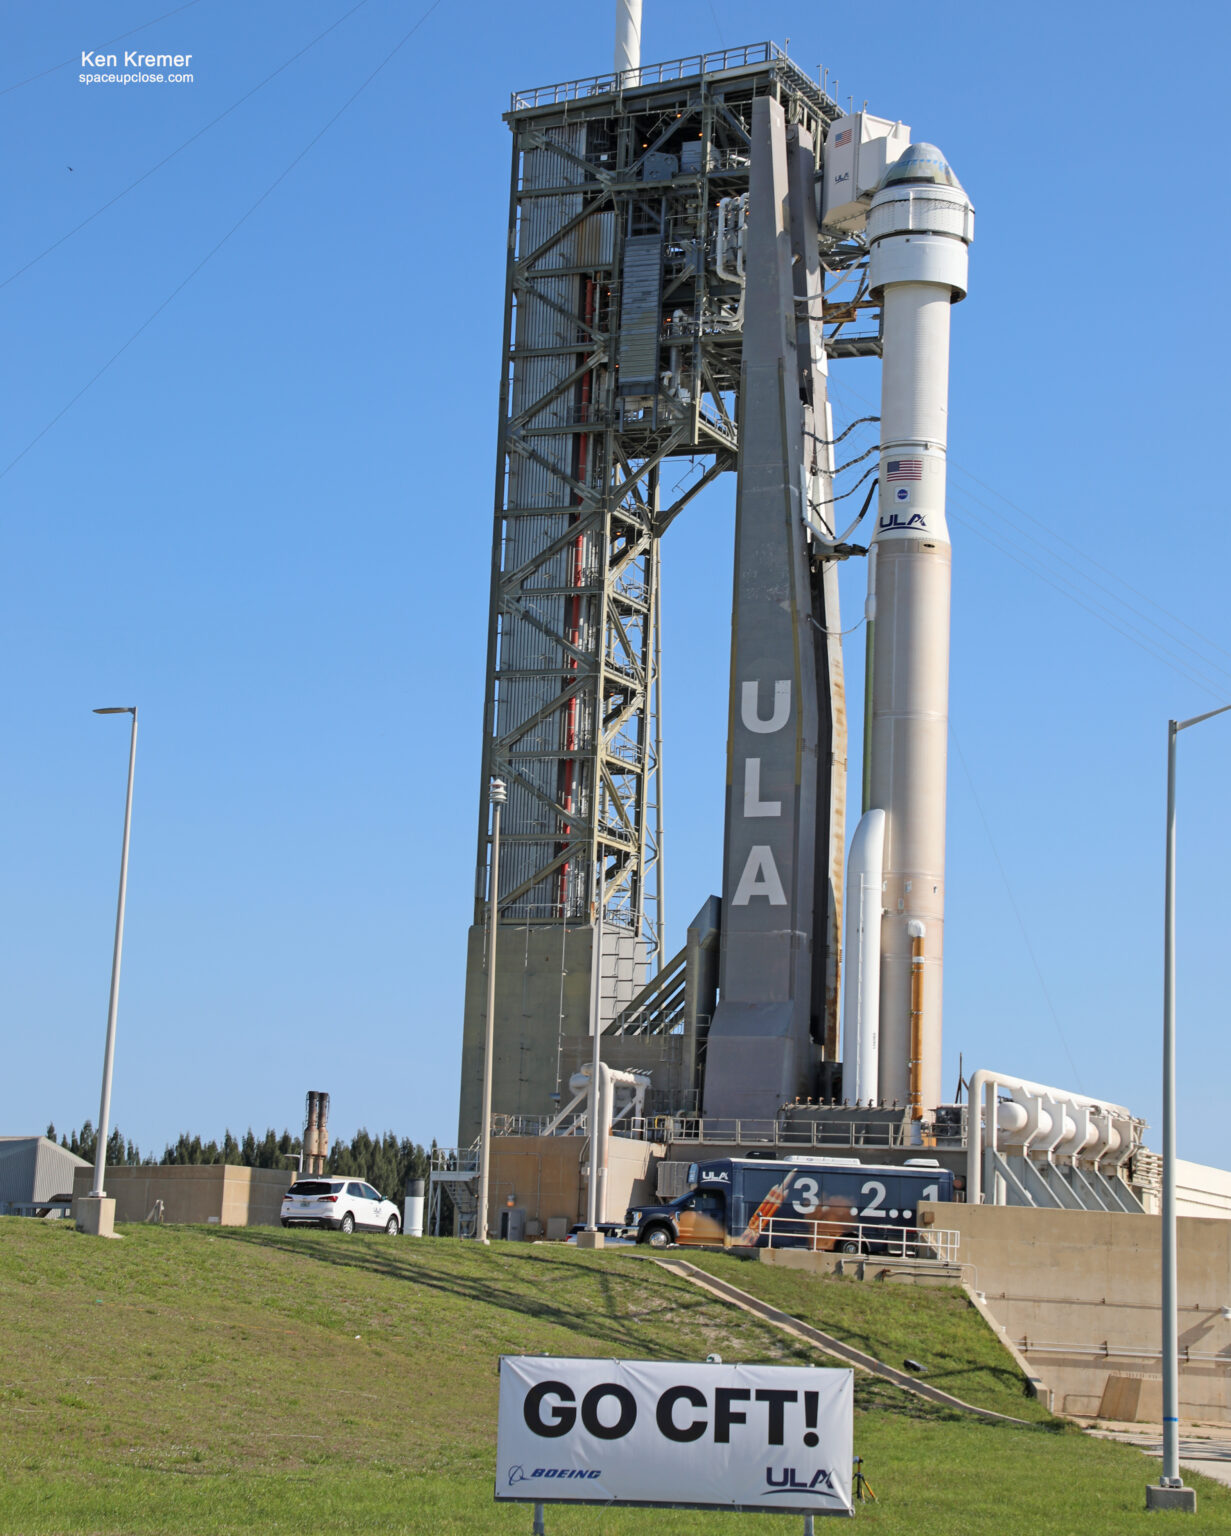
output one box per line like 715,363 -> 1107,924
614,0 -> 641,80
665,308 -> 687,398
716,196 -> 743,284
403,1180 -> 425,1238
842,810 -> 886,1103
967,1068 -> 1134,1205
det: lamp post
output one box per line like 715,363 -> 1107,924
1149,702 -> 1231,1513
90,706 -> 138,1207
583,855 -> 606,1236
476,777 -> 506,1244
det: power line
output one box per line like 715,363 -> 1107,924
947,509 -> 1227,701
1,0 -> 446,485
1,0 -> 207,96
950,460 -> 1231,667
3,0 -> 375,290
825,373 -> 1231,695
950,726 -> 1085,1090
947,474 -> 1231,683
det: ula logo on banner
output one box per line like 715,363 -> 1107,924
495,1356 -> 854,1514
764,1466 -> 838,1497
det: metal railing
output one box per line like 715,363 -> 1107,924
492,1114 -> 584,1138
664,1117 -> 913,1148
511,42 -> 838,116
754,1215 -> 960,1265
1016,1339 -> 1231,1366
491,1112 -> 669,1141
431,1145 -> 480,1174
514,42 -> 777,110
490,1114 -> 929,1150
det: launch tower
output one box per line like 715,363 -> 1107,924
458,43 -> 858,1141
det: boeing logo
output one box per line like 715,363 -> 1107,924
508,1466 -> 602,1485
762,1467 -> 838,1498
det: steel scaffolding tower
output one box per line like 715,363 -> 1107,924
459,44 -> 852,1143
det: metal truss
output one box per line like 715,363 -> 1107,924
472,47 -> 843,965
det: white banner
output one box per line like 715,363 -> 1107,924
495,1356 -> 853,1514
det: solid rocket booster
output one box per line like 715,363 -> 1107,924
864,144 -> 973,1112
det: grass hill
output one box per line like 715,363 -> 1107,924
2,1221 -> 1228,1534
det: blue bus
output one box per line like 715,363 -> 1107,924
625,1156 -> 957,1251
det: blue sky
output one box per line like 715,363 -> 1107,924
4,1 -> 1231,1167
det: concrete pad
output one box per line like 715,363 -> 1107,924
1145,1483 -> 1197,1512
1089,1426 -> 1231,1491
575,1231 -> 605,1249
75,1196 -> 117,1238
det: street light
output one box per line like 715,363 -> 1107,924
89,706 -> 138,1217
1149,702 -> 1231,1513
583,852 -> 606,1238
476,777 -> 507,1244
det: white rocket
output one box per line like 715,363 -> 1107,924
843,143 -> 974,1112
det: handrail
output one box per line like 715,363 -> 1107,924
755,1215 -> 960,1265
514,43 -> 776,110
1016,1339 -> 1231,1365
511,42 -> 838,118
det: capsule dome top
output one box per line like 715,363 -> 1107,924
878,142 -> 964,191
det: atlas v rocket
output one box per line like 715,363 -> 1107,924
857,145 -> 974,1114
704,112 -> 973,1120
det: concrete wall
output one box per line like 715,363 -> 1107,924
70,1165 -> 292,1227
939,1203 -> 1231,1423
459,926 -> 600,1145
488,1134 -> 663,1239
488,1136 -> 585,1240
1177,1159 -> 1231,1220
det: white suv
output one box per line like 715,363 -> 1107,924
281,1177 -> 401,1234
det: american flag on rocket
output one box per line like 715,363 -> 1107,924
833,128 -> 852,147
886,459 -> 923,481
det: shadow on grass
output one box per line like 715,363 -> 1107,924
209,1229 -> 815,1365
208,1231 -> 1058,1435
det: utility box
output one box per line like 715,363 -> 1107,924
642,151 -> 678,181
820,113 -> 911,233
680,139 -> 710,175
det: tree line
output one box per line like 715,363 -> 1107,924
48,1122 -> 433,1198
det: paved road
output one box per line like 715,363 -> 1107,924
1088,1427 -> 1231,1490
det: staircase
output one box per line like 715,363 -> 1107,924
427,1145 -> 480,1237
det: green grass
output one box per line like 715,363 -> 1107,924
1,1220 -> 1227,1534
670,1249 -> 1052,1422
